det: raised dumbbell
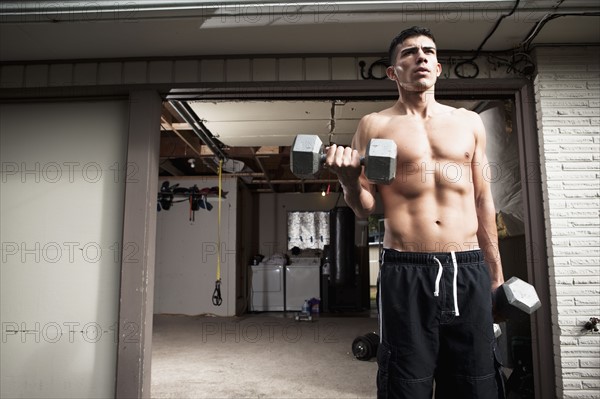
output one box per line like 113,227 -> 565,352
494,276 -> 542,320
290,134 -> 397,184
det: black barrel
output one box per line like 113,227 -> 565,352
329,207 -> 355,287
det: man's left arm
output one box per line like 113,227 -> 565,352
471,113 -> 505,292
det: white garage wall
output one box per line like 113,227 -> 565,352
154,177 -> 238,317
533,46 -> 600,399
0,101 -> 129,398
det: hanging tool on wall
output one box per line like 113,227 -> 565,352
157,182 -> 227,221
189,186 -> 213,222
212,159 -> 224,306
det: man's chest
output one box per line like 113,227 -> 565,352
383,117 -> 476,165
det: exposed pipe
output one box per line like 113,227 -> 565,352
168,100 -> 228,161
0,0 -> 515,15
253,179 -> 338,184
225,172 -> 264,177
4,0 -> 582,23
251,147 -> 275,192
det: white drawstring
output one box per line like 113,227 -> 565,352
432,253 -> 460,316
433,257 -> 443,297
378,250 -> 384,342
451,251 -> 460,316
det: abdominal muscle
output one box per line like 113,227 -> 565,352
379,184 -> 480,253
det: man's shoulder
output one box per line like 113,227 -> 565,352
439,103 -> 478,118
455,106 -> 479,118
357,110 -> 391,130
353,111 -> 393,147
359,107 -> 401,125
440,106 -> 483,128
363,109 -> 393,119
455,107 -> 485,128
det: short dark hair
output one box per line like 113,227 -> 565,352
388,26 -> 436,65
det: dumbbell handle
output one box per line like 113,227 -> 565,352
323,146 -> 396,184
291,135 -> 396,184
318,153 -> 365,166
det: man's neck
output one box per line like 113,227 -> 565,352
396,88 -> 438,118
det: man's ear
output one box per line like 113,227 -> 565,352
436,62 -> 442,77
386,66 -> 397,81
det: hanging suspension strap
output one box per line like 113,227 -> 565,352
212,280 -> 222,306
212,158 -> 224,306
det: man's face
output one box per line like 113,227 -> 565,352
387,35 -> 442,92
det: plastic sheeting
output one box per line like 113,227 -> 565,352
479,101 -> 524,237
287,211 -> 330,250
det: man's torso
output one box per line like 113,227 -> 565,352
366,106 -> 481,252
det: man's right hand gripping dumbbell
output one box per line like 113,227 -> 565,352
290,134 -> 397,184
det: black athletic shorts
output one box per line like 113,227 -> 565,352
377,249 -> 503,399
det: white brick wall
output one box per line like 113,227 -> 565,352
534,46 -> 600,399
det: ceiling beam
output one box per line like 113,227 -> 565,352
158,159 -> 184,176
160,116 -> 203,159
170,122 -> 192,131
252,179 -> 338,184
255,146 -> 280,155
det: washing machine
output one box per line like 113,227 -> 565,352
285,257 -> 321,311
250,262 -> 284,311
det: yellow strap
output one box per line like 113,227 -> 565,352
217,159 -> 222,282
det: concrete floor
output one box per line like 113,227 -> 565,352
151,313 -> 378,399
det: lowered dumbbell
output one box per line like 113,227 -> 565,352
493,323 -> 502,338
352,332 -> 379,361
494,276 -> 542,320
290,134 -> 397,184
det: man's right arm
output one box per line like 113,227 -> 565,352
325,115 -> 377,219
340,174 -> 376,219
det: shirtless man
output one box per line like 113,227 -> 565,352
325,27 -> 505,399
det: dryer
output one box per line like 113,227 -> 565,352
285,257 -> 321,311
250,262 -> 284,311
